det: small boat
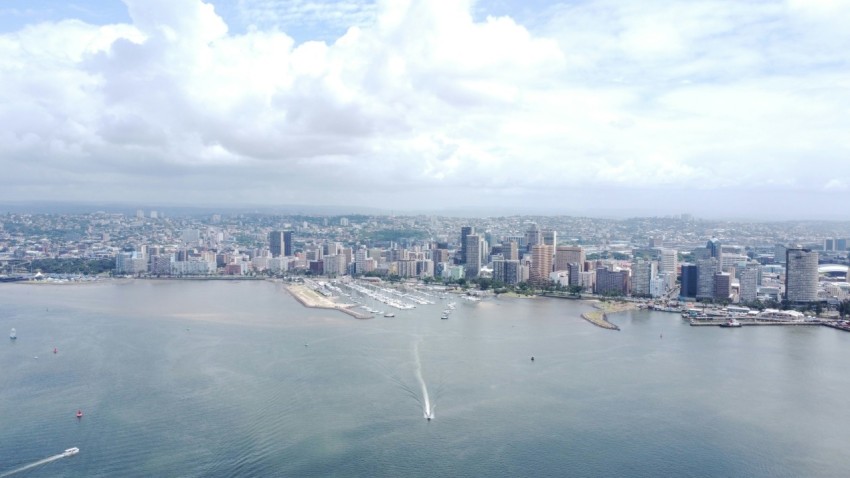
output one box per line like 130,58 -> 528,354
76,409 -> 83,418
10,328 -> 16,340
54,347 -> 58,354
441,313 -> 449,320
63,447 -> 80,456
384,312 -> 395,317
720,319 -> 742,328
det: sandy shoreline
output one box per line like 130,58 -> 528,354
284,283 -> 373,319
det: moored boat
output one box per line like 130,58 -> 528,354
9,328 -> 16,340
719,319 -> 742,328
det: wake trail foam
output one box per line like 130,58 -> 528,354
0,454 -> 66,477
413,341 -> 433,420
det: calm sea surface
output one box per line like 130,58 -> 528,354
2,280 -> 850,477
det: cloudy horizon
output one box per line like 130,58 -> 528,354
1,0 -> 848,219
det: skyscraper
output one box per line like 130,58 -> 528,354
696,258 -> 719,301
785,247 -> 818,303
464,234 -> 482,278
269,231 -> 284,257
460,226 -> 474,264
631,260 -> 657,297
525,223 -> 542,251
503,241 -> 519,261
542,230 -> 557,247
680,264 -> 698,298
530,244 -> 553,286
283,231 -> 293,256
739,265 -> 759,303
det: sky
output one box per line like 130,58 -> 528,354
0,0 -> 849,218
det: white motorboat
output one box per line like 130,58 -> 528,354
63,447 -> 80,456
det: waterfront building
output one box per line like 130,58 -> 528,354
785,247 -> 819,303
630,259 -> 656,297
595,267 -> 629,296
464,234 -> 482,278
530,244 -> 554,286
460,226 -> 475,264
679,264 -> 698,298
567,263 -> 581,286
713,272 -> 732,302
578,270 -> 595,291
739,266 -> 759,303
555,246 -> 585,272
696,258 -> 719,301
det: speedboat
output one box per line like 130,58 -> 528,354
63,447 -> 80,456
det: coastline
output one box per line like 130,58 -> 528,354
284,283 -> 373,320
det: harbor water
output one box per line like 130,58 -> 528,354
1,280 -> 849,477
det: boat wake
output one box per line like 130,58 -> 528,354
413,341 -> 434,420
0,453 -> 68,477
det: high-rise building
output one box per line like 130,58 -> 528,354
460,226 -> 475,264
713,272 -> 731,302
283,231 -> 293,256
774,244 -> 787,264
464,234 -> 482,278
785,247 -> 819,303
503,241 -> 519,262
595,267 -> 629,296
696,258 -> 719,300
567,263 -> 582,286
679,264 -> 697,297
525,223 -> 542,251
631,260 -> 657,297
837,238 -> 848,251
739,265 -> 759,303
530,244 -> 553,286
825,239 -> 835,251
555,246 -> 585,272
707,239 -> 721,259
659,249 -> 678,276
542,230 -> 557,247
269,231 -> 284,257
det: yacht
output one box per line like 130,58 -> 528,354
63,447 -> 80,457
720,318 -> 742,328
9,328 -> 16,340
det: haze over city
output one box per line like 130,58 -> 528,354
1,0 -> 849,218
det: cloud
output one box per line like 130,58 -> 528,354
0,0 -> 848,215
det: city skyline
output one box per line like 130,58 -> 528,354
2,0 -> 849,218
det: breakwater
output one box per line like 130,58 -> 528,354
581,310 -> 620,330
285,284 -> 372,319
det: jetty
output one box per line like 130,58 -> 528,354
285,283 -> 372,319
580,301 -> 635,331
